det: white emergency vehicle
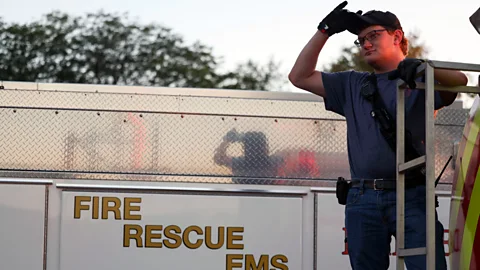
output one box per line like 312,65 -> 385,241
0,80 -> 463,270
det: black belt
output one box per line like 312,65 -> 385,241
351,177 -> 425,190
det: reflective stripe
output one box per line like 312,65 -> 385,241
459,116 -> 480,270
450,107 -> 480,269
470,218 -> 480,269
462,164 -> 480,269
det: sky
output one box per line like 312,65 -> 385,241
1,0 -> 480,106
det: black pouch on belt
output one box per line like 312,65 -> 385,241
336,177 -> 351,205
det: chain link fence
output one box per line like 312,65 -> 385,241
0,84 -> 468,188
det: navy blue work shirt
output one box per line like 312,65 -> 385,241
321,70 -> 447,179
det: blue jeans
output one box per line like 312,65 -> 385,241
345,184 -> 447,270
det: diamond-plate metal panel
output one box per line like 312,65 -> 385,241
0,89 -> 341,119
434,125 -> 463,184
0,108 -> 347,179
0,86 -> 469,186
434,107 -> 469,126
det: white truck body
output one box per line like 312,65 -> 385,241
0,81 -> 463,269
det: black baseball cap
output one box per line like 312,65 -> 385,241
347,10 -> 403,35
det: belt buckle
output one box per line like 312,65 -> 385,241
374,179 -> 384,190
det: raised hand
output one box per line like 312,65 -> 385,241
317,1 -> 361,36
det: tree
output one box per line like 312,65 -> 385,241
219,58 -> 284,91
0,11 -> 282,91
324,30 -> 428,73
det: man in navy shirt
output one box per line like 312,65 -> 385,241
289,2 -> 468,269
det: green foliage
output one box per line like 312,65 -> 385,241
0,11 -> 282,91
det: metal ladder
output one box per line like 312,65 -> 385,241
395,60 -> 480,270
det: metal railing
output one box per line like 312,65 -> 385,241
395,60 -> 480,270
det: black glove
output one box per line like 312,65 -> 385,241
317,1 -> 361,36
388,58 -> 425,89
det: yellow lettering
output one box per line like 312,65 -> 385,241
124,197 -> 142,220
92,196 -> 99,219
163,225 -> 182,249
102,197 -> 121,220
74,196 -> 90,219
182,225 -> 203,249
226,254 -> 243,270
227,227 -> 244,249
123,224 -> 143,247
121,224 -> 247,251
271,255 -> 288,270
205,226 -> 224,249
145,225 -> 163,248
245,254 -> 269,270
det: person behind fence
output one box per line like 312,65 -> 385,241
213,129 -> 283,181
288,1 -> 468,269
